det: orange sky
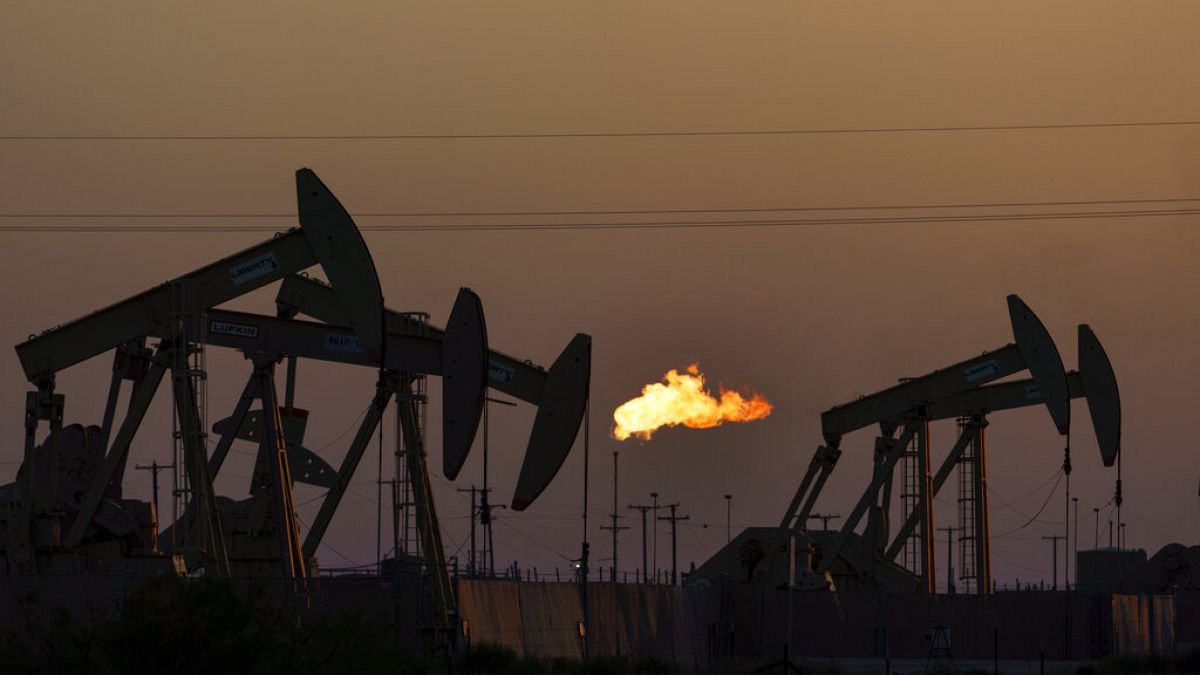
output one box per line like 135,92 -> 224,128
1,2 -> 1198,585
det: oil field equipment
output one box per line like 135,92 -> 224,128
0,169 -> 592,641
692,295 -> 1120,593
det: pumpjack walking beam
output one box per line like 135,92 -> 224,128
276,274 -> 592,510
17,169 -> 384,576
16,170 -> 383,385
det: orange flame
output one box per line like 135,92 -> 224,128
612,364 -> 773,441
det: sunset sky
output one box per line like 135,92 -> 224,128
2,2 -> 1198,586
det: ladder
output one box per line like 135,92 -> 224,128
900,432 -> 922,575
956,417 -> 978,594
395,312 -> 429,561
169,279 -> 208,550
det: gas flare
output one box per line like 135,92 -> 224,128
612,364 -> 772,441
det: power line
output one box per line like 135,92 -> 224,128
0,206 -> 1196,233
4,119 -> 1199,141
4,196 -> 1199,220
993,473 -> 1064,540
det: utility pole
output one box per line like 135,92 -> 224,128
807,513 -> 841,531
1119,523 -> 1127,550
134,460 -> 173,528
650,491 -> 660,582
1042,535 -> 1065,590
477,485 -> 504,576
627,503 -> 654,583
599,451 -> 628,580
724,494 -> 732,544
1071,497 -> 1079,587
1062,441 -> 1072,593
1094,507 -> 1100,549
457,485 -> 481,577
938,526 -> 957,594
481,491 -> 505,578
482,396 -> 516,578
658,503 -> 689,586
378,477 -> 401,568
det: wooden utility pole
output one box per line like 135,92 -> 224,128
457,485 -> 483,577
658,503 -> 689,586
134,460 -> 174,529
807,512 -> 841,531
600,452 -> 628,580
627,503 -> 654,583
1042,534 -> 1065,590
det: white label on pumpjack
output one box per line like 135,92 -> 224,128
489,359 -> 515,383
324,333 -> 364,354
1024,384 -> 1041,400
229,253 -> 280,285
963,359 -> 998,382
209,320 -> 259,339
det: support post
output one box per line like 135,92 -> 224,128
170,347 -> 230,577
207,373 -> 260,478
397,374 -> 456,631
795,446 -> 842,526
302,376 -> 395,557
916,417 -> 936,594
256,358 -> 308,585
971,415 -> 993,593
65,356 -> 167,548
883,425 -> 973,562
14,380 -> 63,572
817,422 -> 918,574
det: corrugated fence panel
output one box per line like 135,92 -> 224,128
518,581 -> 584,659
1151,594 -> 1175,658
459,579 -> 526,655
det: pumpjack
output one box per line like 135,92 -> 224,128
691,295 -> 1121,593
0,169 -> 592,637
3,169 -> 383,578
